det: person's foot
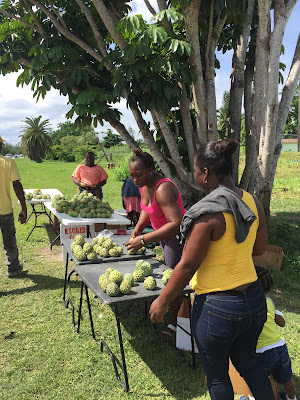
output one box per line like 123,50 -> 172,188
7,264 -> 25,278
159,324 -> 177,339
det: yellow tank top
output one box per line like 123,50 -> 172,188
191,190 -> 259,295
256,297 -> 283,351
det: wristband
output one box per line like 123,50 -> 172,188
140,235 -> 146,246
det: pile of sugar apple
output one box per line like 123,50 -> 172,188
25,189 -> 51,201
92,236 -> 123,258
51,191 -> 114,219
98,259 -> 158,297
71,234 -> 98,261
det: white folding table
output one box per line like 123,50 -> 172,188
24,189 -> 63,240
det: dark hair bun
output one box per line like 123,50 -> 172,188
130,148 -> 155,169
133,148 -> 143,156
215,138 -> 237,157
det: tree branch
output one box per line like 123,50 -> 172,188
28,0 -> 104,63
75,0 -> 110,61
107,117 -> 139,150
143,0 -> 157,15
47,0 -> 68,31
91,0 -> 127,50
0,8 -> 43,33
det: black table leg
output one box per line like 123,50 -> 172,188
26,203 -> 58,241
77,281 -> 85,334
85,284 -> 95,339
63,252 -> 69,307
100,305 -> 129,392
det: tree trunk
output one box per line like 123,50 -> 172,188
228,0 -> 255,184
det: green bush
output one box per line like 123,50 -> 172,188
113,158 -> 130,181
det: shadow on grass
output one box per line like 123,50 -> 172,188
89,302 -> 207,399
0,272 -> 81,298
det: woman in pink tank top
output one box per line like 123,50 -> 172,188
125,148 -> 186,338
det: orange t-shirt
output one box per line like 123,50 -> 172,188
72,164 -> 108,186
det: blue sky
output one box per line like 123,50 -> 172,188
0,0 -> 299,145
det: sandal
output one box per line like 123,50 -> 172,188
159,324 -> 177,338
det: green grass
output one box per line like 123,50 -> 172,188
0,151 -> 299,399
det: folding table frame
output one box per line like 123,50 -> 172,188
72,260 -> 195,392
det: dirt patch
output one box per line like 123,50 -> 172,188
35,245 -> 63,263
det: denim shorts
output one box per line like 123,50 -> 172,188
256,344 -> 293,384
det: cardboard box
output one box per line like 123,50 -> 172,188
229,360 -> 278,397
176,316 -> 199,353
176,297 -> 198,353
253,244 -> 284,271
61,224 -> 95,261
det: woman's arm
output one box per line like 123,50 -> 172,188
72,177 -> 90,190
149,214 -> 216,323
126,182 -> 183,251
252,196 -> 268,256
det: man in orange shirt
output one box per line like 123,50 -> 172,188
72,151 -> 108,200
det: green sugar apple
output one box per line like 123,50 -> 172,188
106,282 -> 120,297
109,247 -> 120,257
102,238 -> 113,249
83,242 -> 93,254
114,246 -> 123,256
98,247 -> 109,258
119,280 -> 131,295
143,276 -> 157,290
109,270 -> 123,285
163,269 -> 173,278
87,251 -> 97,261
74,234 -> 85,246
133,269 -> 145,282
123,273 -> 134,286
99,274 -> 109,292
92,237 -> 98,246
105,267 -> 114,276
74,250 -> 87,261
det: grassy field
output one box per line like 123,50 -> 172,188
0,150 -> 299,400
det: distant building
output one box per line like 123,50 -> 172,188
282,138 -> 298,152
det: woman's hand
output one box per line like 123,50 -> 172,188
149,298 -> 168,323
125,235 -> 143,252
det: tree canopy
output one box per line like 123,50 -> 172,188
0,0 -> 299,215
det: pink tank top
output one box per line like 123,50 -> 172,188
140,178 -> 186,230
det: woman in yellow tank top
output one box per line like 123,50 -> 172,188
149,139 -> 275,400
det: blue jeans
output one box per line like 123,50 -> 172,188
257,344 -> 292,384
191,285 -> 275,400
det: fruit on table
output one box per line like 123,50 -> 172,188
133,269 -> 145,282
119,280 -> 131,295
123,273 -> 134,286
73,234 -> 85,246
162,269 -> 173,285
136,260 -> 153,276
143,276 -> 157,290
109,270 -> 123,285
106,282 -> 120,297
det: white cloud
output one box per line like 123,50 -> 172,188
1,1 -> 299,144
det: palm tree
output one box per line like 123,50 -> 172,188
20,116 -> 52,163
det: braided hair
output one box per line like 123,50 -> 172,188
255,265 -> 274,293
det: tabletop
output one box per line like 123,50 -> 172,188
63,235 -> 155,264
24,189 -> 63,204
44,203 -> 131,227
74,258 -> 192,306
